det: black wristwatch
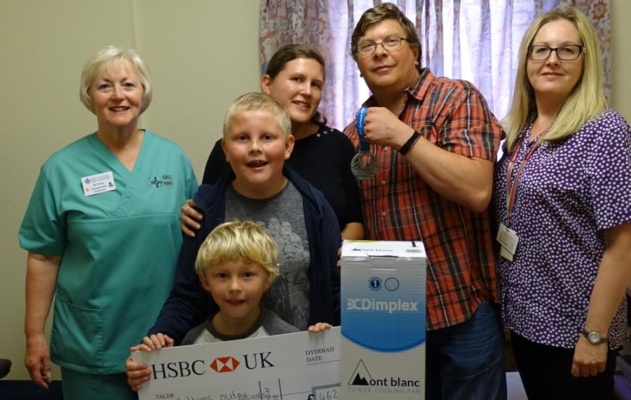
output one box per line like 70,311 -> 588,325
582,329 -> 608,345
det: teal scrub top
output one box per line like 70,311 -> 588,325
19,131 -> 198,374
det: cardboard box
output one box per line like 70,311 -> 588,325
340,240 -> 427,399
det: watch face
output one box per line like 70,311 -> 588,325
587,331 -> 602,344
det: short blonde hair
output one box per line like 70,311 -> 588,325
79,46 -> 153,114
504,6 -> 606,152
222,92 -> 291,139
195,220 -> 279,283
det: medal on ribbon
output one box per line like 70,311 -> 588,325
351,107 -> 378,180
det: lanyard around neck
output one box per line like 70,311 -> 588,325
505,125 -> 550,220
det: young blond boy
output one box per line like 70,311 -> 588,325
145,220 -> 299,349
148,92 -> 340,340
128,220 -> 331,390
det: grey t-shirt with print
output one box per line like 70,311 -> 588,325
225,182 -> 310,330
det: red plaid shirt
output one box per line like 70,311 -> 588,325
344,68 -> 503,330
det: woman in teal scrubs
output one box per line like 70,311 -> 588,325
19,46 -> 198,400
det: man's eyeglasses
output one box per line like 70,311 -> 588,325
357,36 -> 408,57
528,45 -> 584,61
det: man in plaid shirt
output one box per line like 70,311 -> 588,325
345,4 -> 506,399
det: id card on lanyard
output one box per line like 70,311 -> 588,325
498,128 -> 548,260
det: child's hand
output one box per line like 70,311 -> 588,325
140,333 -> 174,351
308,322 -> 333,332
126,356 -> 150,392
126,333 -> 173,391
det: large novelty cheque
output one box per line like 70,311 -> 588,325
132,327 -> 341,400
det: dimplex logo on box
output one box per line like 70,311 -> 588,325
346,298 -> 418,313
150,352 -> 275,379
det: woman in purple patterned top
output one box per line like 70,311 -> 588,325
493,6 -> 631,399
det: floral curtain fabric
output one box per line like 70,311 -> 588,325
559,0 -> 611,96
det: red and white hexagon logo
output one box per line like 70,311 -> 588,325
210,356 -> 240,373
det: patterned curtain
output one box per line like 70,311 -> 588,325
559,0 -> 612,98
259,0 -> 612,130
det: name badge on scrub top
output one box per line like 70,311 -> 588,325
497,223 -> 519,261
81,171 -> 116,196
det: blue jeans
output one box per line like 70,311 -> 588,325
425,300 -> 507,400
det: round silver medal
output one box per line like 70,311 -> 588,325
351,151 -> 378,180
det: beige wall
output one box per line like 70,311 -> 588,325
1,0 -> 629,381
0,0 -> 260,380
611,0 -> 630,123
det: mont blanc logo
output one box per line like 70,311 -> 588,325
210,356 -> 240,373
348,359 -> 373,386
348,359 -> 421,390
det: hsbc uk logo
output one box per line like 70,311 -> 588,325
150,352 -> 274,380
210,356 -> 240,373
